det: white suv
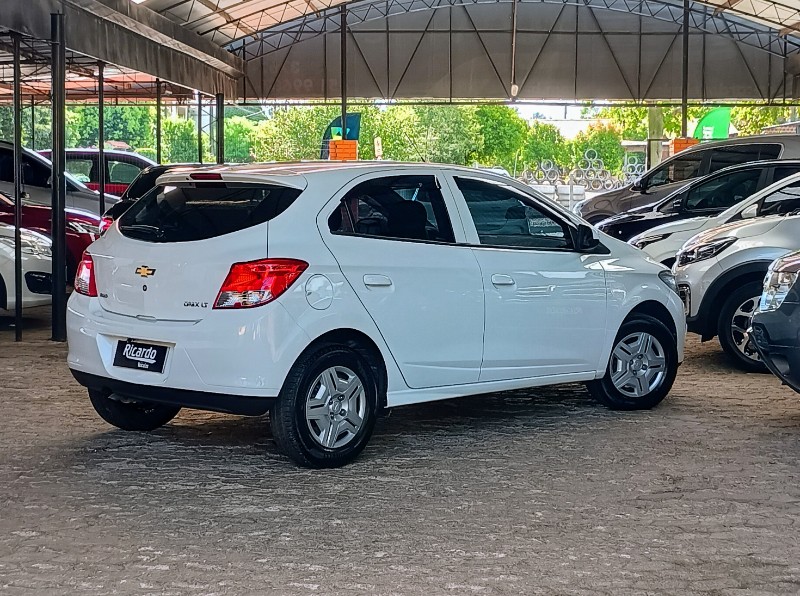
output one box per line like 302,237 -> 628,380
67,163 -> 685,467
631,170 -> 800,266
674,212 -> 800,371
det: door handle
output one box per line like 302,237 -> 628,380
491,274 -> 515,286
363,274 -> 393,287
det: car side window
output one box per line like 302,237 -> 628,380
66,158 -> 94,183
683,169 -> 761,212
708,144 -> 781,173
759,180 -> 800,216
455,177 -> 572,250
109,160 -> 142,185
328,175 -> 455,243
21,156 -> 51,188
648,153 -> 704,187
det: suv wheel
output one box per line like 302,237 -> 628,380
717,281 -> 766,372
271,343 -> 378,468
587,314 -> 678,410
88,388 -> 180,431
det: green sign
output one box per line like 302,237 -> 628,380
693,108 -> 731,140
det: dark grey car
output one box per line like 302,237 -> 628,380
574,135 -> 800,224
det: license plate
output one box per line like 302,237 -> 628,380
113,339 -> 169,373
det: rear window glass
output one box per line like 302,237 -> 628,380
118,183 -> 302,243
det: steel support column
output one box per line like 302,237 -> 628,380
340,5 -> 347,140
51,12 -> 67,342
681,0 -> 690,137
97,61 -> 106,215
156,79 -> 162,164
215,93 -> 225,164
197,93 -> 203,164
30,96 -> 35,151
12,34 -> 23,341
510,0 -> 519,98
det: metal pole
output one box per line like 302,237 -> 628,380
155,79 -> 162,164
30,95 -> 35,150
681,0 -> 689,137
197,93 -> 203,164
340,6 -> 347,141
215,93 -> 224,164
97,61 -> 105,215
510,0 -> 519,98
51,12 -> 67,342
12,34 -> 23,341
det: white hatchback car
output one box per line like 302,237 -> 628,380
67,163 -> 685,467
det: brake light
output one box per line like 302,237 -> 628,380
74,252 -> 97,297
99,216 -> 113,234
190,172 -> 223,181
214,258 -> 308,309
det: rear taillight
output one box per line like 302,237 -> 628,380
214,258 -> 308,309
99,216 -> 113,235
74,252 -> 97,297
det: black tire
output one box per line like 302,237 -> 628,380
716,281 -> 767,373
271,343 -> 379,468
587,314 -> 678,410
88,388 -> 180,431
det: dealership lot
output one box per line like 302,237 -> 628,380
1,309 -> 800,594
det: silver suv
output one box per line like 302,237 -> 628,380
674,211 -> 800,371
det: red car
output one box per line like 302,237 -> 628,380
0,192 -> 100,278
39,149 -> 156,196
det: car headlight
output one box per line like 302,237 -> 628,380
0,234 -> 52,257
759,269 -> 798,312
68,221 -> 100,240
658,270 -> 679,294
676,237 -> 737,267
631,233 -> 670,250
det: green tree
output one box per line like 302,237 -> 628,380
68,105 -> 154,148
474,105 -> 528,171
162,116 -> 200,163
730,106 -> 791,135
224,116 -> 257,162
568,124 -> 625,173
522,121 -> 568,169
413,105 -> 481,165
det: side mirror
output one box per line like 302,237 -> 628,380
741,204 -> 759,220
573,223 -> 600,252
632,177 -> 647,192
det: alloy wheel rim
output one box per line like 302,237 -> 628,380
305,366 -> 366,449
609,332 -> 667,398
730,296 -> 761,362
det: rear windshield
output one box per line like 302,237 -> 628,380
118,183 -> 302,242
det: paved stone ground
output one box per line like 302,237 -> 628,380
1,309 -> 800,595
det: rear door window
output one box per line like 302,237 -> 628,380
708,144 -> 781,173
118,183 -> 302,243
683,168 -> 763,212
65,157 -> 95,183
109,160 -> 143,185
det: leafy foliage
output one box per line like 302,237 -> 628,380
474,105 -> 527,171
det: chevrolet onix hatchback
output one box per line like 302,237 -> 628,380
67,163 -> 685,468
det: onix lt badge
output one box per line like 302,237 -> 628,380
135,266 -> 156,278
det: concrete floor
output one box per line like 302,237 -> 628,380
1,308 -> 800,595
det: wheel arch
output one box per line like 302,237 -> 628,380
693,261 -> 772,340
623,300 -> 678,342
0,273 -> 6,310
290,328 -> 389,410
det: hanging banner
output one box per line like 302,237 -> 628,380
692,108 -> 731,140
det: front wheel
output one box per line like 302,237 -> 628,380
716,281 -> 766,373
270,343 -> 378,468
587,315 -> 678,410
88,389 -> 180,431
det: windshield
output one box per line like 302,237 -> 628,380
118,183 -> 303,243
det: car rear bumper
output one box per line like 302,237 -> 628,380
70,369 -> 274,415
751,304 -> 800,395
67,293 -> 310,401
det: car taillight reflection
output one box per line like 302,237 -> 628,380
99,216 -> 114,235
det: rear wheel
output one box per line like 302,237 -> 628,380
716,281 -> 766,372
587,314 -> 678,410
271,343 -> 378,468
88,388 -> 180,431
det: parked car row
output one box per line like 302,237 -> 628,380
578,134 -> 800,396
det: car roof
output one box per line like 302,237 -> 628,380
678,134 -> 800,152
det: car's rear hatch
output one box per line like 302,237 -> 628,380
92,171 -> 306,321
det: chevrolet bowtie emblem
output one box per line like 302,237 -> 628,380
135,266 -> 156,278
